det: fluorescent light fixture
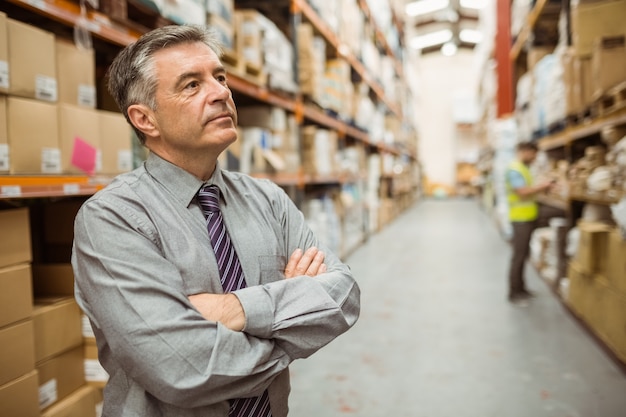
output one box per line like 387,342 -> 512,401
409,29 -> 453,49
460,0 -> 487,9
459,29 -> 483,44
441,41 -> 458,56
405,0 -> 449,17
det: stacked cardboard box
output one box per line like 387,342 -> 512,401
567,221 -> 626,363
0,13 -> 133,176
0,207 -> 39,417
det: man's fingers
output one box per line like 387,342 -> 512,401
305,251 -> 325,276
284,248 -> 303,278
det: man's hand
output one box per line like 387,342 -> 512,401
188,293 -> 245,331
284,247 -> 326,278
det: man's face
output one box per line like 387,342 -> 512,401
148,42 -> 238,155
520,149 -> 537,165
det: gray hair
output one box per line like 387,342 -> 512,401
106,25 -> 224,144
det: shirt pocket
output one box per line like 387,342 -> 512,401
258,255 -> 286,283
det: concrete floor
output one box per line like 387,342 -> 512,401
288,199 -> 626,417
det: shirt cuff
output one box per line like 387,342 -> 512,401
233,285 -> 273,338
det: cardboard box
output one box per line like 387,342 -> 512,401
0,263 -> 33,328
41,385 -> 96,417
570,0 -> 626,57
0,207 -> 32,268
55,39 -> 96,108
83,338 -> 108,387
58,104 -> 101,174
0,12 -> 9,93
98,110 -> 132,174
7,96 -> 61,174
207,0 -> 234,23
7,18 -> 57,101
591,36 -> 626,99
235,10 -> 264,68
33,297 -> 82,363
575,221 -> 612,275
607,228 -> 626,293
0,320 -> 36,386
0,94 -> 8,172
207,13 -> 234,51
605,288 -> 626,363
37,346 -> 85,410
0,370 -> 40,417
32,264 -> 74,297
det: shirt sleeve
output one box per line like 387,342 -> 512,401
72,194 -> 291,408
507,169 -> 527,190
234,183 -> 361,359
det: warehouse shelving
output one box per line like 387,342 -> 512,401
1,0 -> 417,200
509,0 -> 550,61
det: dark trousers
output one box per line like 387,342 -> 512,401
508,220 -> 537,297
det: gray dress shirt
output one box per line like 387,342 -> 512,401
71,152 -> 360,416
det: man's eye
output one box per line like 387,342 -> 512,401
185,81 -> 199,89
217,74 -> 228,84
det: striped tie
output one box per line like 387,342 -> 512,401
197,185 -> 272,417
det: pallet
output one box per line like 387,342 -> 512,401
99,0 -> 174,34
591,81 -> 626,117
222,49 -> 267,87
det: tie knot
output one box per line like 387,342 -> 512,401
198,185 -> 221,214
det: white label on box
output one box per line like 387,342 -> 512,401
26,0 -> 47,10
35,75 -> 58,102
39,378 -> 58,409
0,144 -> 9,171
1,185 -> 21,197
41,147 -> 61,173
96,400 -> 103,417
96,149 -> 102,173
63,183 -> 81,195
0,61 -> 9,89
82,314 -> 95,338
85,359 -> 109,382
118,150 -> 132,172
78,85 -> 97,108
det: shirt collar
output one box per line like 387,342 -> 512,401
144,152 -> 227,207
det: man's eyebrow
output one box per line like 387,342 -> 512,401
174,71 -> 201,89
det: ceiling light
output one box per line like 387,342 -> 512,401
409,29 -> 453,49
460,0 -> 488,9
459,29 -> 483,44
405,0 -> 450,17
441,41 -> 458,56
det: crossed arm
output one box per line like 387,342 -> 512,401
188,247 -> 326,331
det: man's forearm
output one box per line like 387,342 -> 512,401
188,293 -> 246,331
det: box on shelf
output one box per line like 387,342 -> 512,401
605,289 -> 626,363
234,10 -> 263,68
297,22 -> 325,103
0,95 -> 7,173
7,18 -> 57,101
207,13 -> 234,51
0,320 -> 36,386
84,338 -> 108,387
591,35 -> 626,99
55,39 -> 96,108
575,220 -> 612,275
207,0 -> 234,24
0,370 -> 40,417
41,385 -> 97,417
570,0 -> 626,57
0,263 -> 33,328
98,110 -> 133,175
607,228 -> 626,293
33,297 -> 83,363
58,104 -> 101,175
7,96 -> 60,174
32,263 -> 74,297
0,12 -> 8,94
0,207 -> 32,268
37,346 -> 85,410
160,0 -> 206,25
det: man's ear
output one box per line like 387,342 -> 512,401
128,104 -> 159,139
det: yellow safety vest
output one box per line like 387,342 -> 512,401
506,160 -> 538,222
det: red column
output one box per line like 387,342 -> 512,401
495,0 -> 514,117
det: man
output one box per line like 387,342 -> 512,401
71,25 -> 360,416
506,142 -> 553,305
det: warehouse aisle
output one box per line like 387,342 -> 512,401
289,199 -> 626,417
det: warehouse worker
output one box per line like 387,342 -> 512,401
506,141 -> 553,304
71,25 -> 360,417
